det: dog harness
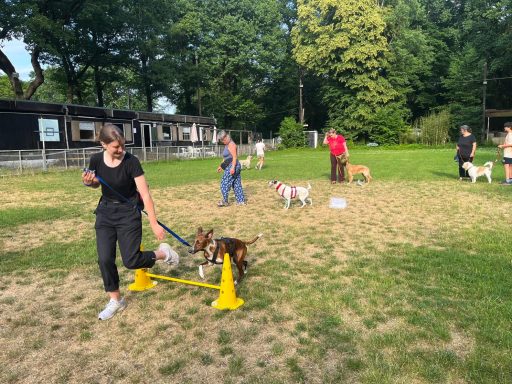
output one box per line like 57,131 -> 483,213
204,238 -> 237,265
275,182 -> 297,198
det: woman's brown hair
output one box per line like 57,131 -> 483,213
98,123 -> 125,146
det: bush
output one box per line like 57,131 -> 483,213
416,109 -> 451,145
278,117 -> 305,148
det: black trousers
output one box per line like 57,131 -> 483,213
95,200 -> 156,292
458,154 -> 473,178
330,153 -> 345,182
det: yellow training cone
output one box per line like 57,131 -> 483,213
211,253 -> 244,310
128,268 -> 158,291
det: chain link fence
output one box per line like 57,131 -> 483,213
0,141 -> 277,176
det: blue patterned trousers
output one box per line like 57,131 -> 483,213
220,162 -> 245,203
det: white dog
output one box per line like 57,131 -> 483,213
239,155 -> 253,170
268,179 -> 312,209
462,161 -> 493,183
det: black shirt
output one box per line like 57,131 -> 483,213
88,151 -> 144,201
457,134 -> 476,157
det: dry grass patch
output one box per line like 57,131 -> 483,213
1,217 -> 94,253
0,178 -> 509,383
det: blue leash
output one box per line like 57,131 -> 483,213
91,172 -> 191,247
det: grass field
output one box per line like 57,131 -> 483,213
0,147 -> 511,383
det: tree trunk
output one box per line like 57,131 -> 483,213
0,48 -> 24,98
93,65 -> 104,107
23,47 -> 44,100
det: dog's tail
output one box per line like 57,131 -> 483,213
245,233 -> 263,245
484,161 -> 494,169
307,183 -> 311,190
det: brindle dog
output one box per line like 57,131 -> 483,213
188,227 -> 262,284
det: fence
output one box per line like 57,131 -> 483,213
0,140 -> 278,176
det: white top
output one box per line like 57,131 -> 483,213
505,133 -> 512,158
255,142 -> 265,157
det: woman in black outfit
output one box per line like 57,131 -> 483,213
456,125 -> 477,180
82,124 -> 178,320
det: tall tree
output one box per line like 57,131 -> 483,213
292,0 -> 407,143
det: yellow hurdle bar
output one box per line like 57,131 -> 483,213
146,273 -> 220,290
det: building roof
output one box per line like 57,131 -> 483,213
0,99 -> 216,125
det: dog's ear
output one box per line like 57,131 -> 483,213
197,227 -> 203,235
206,229 -> 213,239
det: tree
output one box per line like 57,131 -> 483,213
292,0 -> 407,143
278,116 -> 305,148
0,0 -> 44,99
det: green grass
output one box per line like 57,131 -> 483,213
1,147 -> 511,383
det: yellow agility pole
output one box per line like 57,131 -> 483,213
128,268 -> 220,291
146,273 -> 220,290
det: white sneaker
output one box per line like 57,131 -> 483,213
98,298 -> 127,320
159,243 -> 180,266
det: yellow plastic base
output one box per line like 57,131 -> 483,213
128,269 -> 158,291
211,297 -> 244,310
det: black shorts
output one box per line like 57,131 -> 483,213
504,157 -> 512,164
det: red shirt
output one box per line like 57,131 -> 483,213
327,135 -> 346,156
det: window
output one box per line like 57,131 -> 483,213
182,126 -> 190,141
162,125 -> 172,140
79,121 -> 95,141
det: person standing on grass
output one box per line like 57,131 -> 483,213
498,122 -> 512,185
255,139 -> 266,170
456,125 -> 477,180
217,130 -> 246,206
81,123 -> 178,320
323,128 -> 349,184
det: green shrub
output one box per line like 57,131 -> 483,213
278,117 -> 306,148
416,109 -> 451,145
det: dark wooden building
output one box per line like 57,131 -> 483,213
0,99 -> 217,150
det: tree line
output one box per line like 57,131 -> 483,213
1,0 -> 511,143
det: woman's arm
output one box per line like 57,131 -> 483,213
343,142 -> 349,156
470,142 -> 476,158
323,135 -> 329,145
228,142 -> 237,174
135,175 -> 165,240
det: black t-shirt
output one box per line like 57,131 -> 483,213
88,151 -> 144,201
457,134 -> 476,157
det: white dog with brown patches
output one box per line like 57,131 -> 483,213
462,161 -> 493,183
268,179 -> 312,209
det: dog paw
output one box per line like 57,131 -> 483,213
199,265 -> 205,279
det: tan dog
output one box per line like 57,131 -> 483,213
346,161 -> 372,184
188,227 -> 262,284
239,155 -> 253,170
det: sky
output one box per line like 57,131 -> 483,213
1,38 -> 176,113
1,38 -> 34,80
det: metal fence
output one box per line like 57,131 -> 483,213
0,139 -> 278,176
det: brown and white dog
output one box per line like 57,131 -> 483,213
346,161 -> 372,184
462,161 -> 493,183
239,155 -> 253,170
188,227 -> 262,284
268,179 -> 312,209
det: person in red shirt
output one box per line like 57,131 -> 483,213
323,128 -> 349,184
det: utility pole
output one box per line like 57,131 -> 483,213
195,51 -> 202,116
482,61 -> 488,142
299,73 -> 304,125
